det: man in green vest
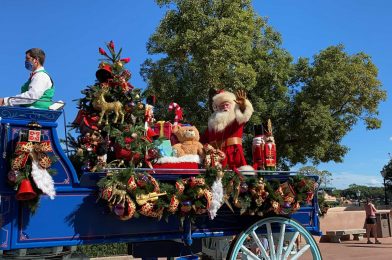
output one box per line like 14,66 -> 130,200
0,48 -> 54,109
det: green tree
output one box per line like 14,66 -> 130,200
381,158 -> 392,201
142,0 -> 386,167
142,0 -> 264,127
381,158 -> 392,181
340,184 -> 384,203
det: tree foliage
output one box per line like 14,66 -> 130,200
381,158 -> 392,192
339,184 -> 385,203
141,0 -> 386,167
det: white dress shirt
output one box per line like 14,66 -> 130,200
4,66 -> 52,106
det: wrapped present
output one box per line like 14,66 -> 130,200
153,121 -> 172,139
155,139 -> 173,157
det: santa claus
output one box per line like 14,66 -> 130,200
201,90 -> 254,169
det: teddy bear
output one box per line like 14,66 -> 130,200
172,125 -> 204,158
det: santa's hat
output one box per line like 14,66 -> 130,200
212,90 -> 236,111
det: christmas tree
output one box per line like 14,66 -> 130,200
68,41 -> 156,174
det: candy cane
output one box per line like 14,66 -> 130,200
168,102 -> 183,125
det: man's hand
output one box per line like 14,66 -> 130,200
234,90 -> 247,111
0,98 -> 4,106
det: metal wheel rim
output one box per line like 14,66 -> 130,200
228,216 -> 322,260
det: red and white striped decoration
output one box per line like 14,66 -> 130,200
168,102 -> 183,125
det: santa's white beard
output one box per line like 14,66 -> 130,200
208,109 -> 236,132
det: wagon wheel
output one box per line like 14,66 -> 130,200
227,216 -> 322,260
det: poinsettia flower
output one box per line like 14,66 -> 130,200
99,48 -> 107,55
109,40 -> 115,50
121,57 -> 131,63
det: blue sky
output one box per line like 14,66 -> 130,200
1,0 -> 391,189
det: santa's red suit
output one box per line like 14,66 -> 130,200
201,91 -> 253,169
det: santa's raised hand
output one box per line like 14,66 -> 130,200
234,89 -> 247,112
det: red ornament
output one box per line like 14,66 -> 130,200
109,40 -> 115,50
99,47 -> 107,55
121,57 -> 130,63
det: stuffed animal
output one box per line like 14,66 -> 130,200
172,125 -> 204,157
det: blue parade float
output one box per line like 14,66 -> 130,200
0,106 -> 322,259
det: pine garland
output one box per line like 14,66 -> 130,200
97,167 -> 317,221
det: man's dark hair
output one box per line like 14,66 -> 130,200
26,48 -> 46,65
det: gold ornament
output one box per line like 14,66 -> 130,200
136,192 -> 167,206
92,84 -> 125,125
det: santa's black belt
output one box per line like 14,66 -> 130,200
210,137 -> 242,149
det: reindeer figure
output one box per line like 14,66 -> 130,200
92,85 -> 125,125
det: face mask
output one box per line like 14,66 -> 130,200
25,61 -> 33,71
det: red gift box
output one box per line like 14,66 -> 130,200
153,121 -> 173,139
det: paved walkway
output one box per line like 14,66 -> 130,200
91,236 -> 392,259
302,235 -> 392,260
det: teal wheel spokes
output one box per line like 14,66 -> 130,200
227,216 -> 322,260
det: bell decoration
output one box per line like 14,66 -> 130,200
16,179 -> 37,201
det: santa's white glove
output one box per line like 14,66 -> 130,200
252,136 -> 265,146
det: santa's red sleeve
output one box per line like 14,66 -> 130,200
235,99 -> 254,124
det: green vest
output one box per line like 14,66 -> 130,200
21,70 -> 55,109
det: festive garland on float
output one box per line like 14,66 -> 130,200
97,167 -> 317,221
